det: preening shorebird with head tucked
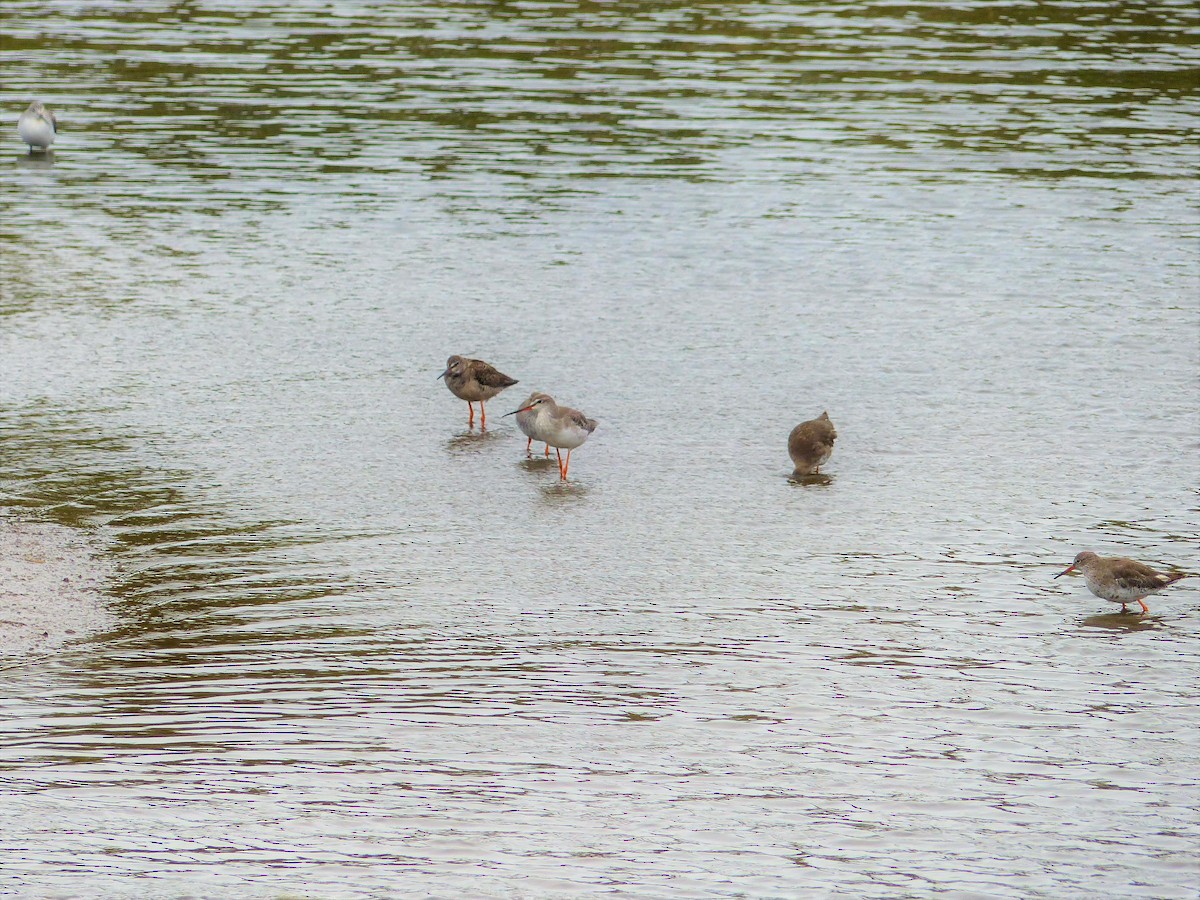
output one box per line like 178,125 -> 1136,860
788,411 -> 836,477
18,100 -> 57,152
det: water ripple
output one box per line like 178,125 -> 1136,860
2,2 -> 1198,896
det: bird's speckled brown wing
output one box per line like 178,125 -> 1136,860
470,360 -> 518,389
789,418 -> 836,453
567,411 -> 598,433
1110,557 -> 1183,593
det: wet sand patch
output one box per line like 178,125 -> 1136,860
0,514 -> 115,657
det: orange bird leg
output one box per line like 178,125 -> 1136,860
467,402 -> 475,427
544,444 -> 550,458
555,448 -> 565,478
1137,598 -> 1149,614
479,401 -> 488,428
526,437 -> 533,456
561,449 -> 573,479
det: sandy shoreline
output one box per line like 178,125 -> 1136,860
0,514 -> 116,657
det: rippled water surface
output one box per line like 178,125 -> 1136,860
2,2 -> 1198,896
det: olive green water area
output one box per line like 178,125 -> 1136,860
2,2 -> 1198,896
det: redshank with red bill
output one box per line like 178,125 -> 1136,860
507,394 -> 597,480
788,411 -> 836,477
1054,551 -> 1186,614
502,391 -> 553,458
438,355 -> 518,428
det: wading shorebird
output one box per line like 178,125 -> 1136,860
502,391 -> 553,458
788,411 -> 837,477
1054,551 -> 1186,614
507,394 -> 597,480
438,355 -> 518,428
18,101 -> 56,152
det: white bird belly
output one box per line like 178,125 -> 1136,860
544,423 -> 589,450
1086,574 -> 1144,603
18,116 -> 55,148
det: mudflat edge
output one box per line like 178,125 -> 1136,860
0,513 -> 117,656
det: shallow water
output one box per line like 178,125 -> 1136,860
2,2 -> 1198,896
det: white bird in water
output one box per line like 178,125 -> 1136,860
506,394 -> 596,480
503,391 -> 553,458
18,101 -> 56,152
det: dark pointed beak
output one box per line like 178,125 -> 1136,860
437,368 -> 450,380
1053,564 -> 1076,580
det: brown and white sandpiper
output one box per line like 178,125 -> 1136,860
788,411 -> 837,477
507,394 -> 597,480
502,391 -> 553,458
438,355 -> 518,428
1054,551 -> 1186,614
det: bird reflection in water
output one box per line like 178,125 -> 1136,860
444,429 -> 506,454
1079,612 -> 1161,633
539,481 -> 590,503
789,472 -> 832,487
